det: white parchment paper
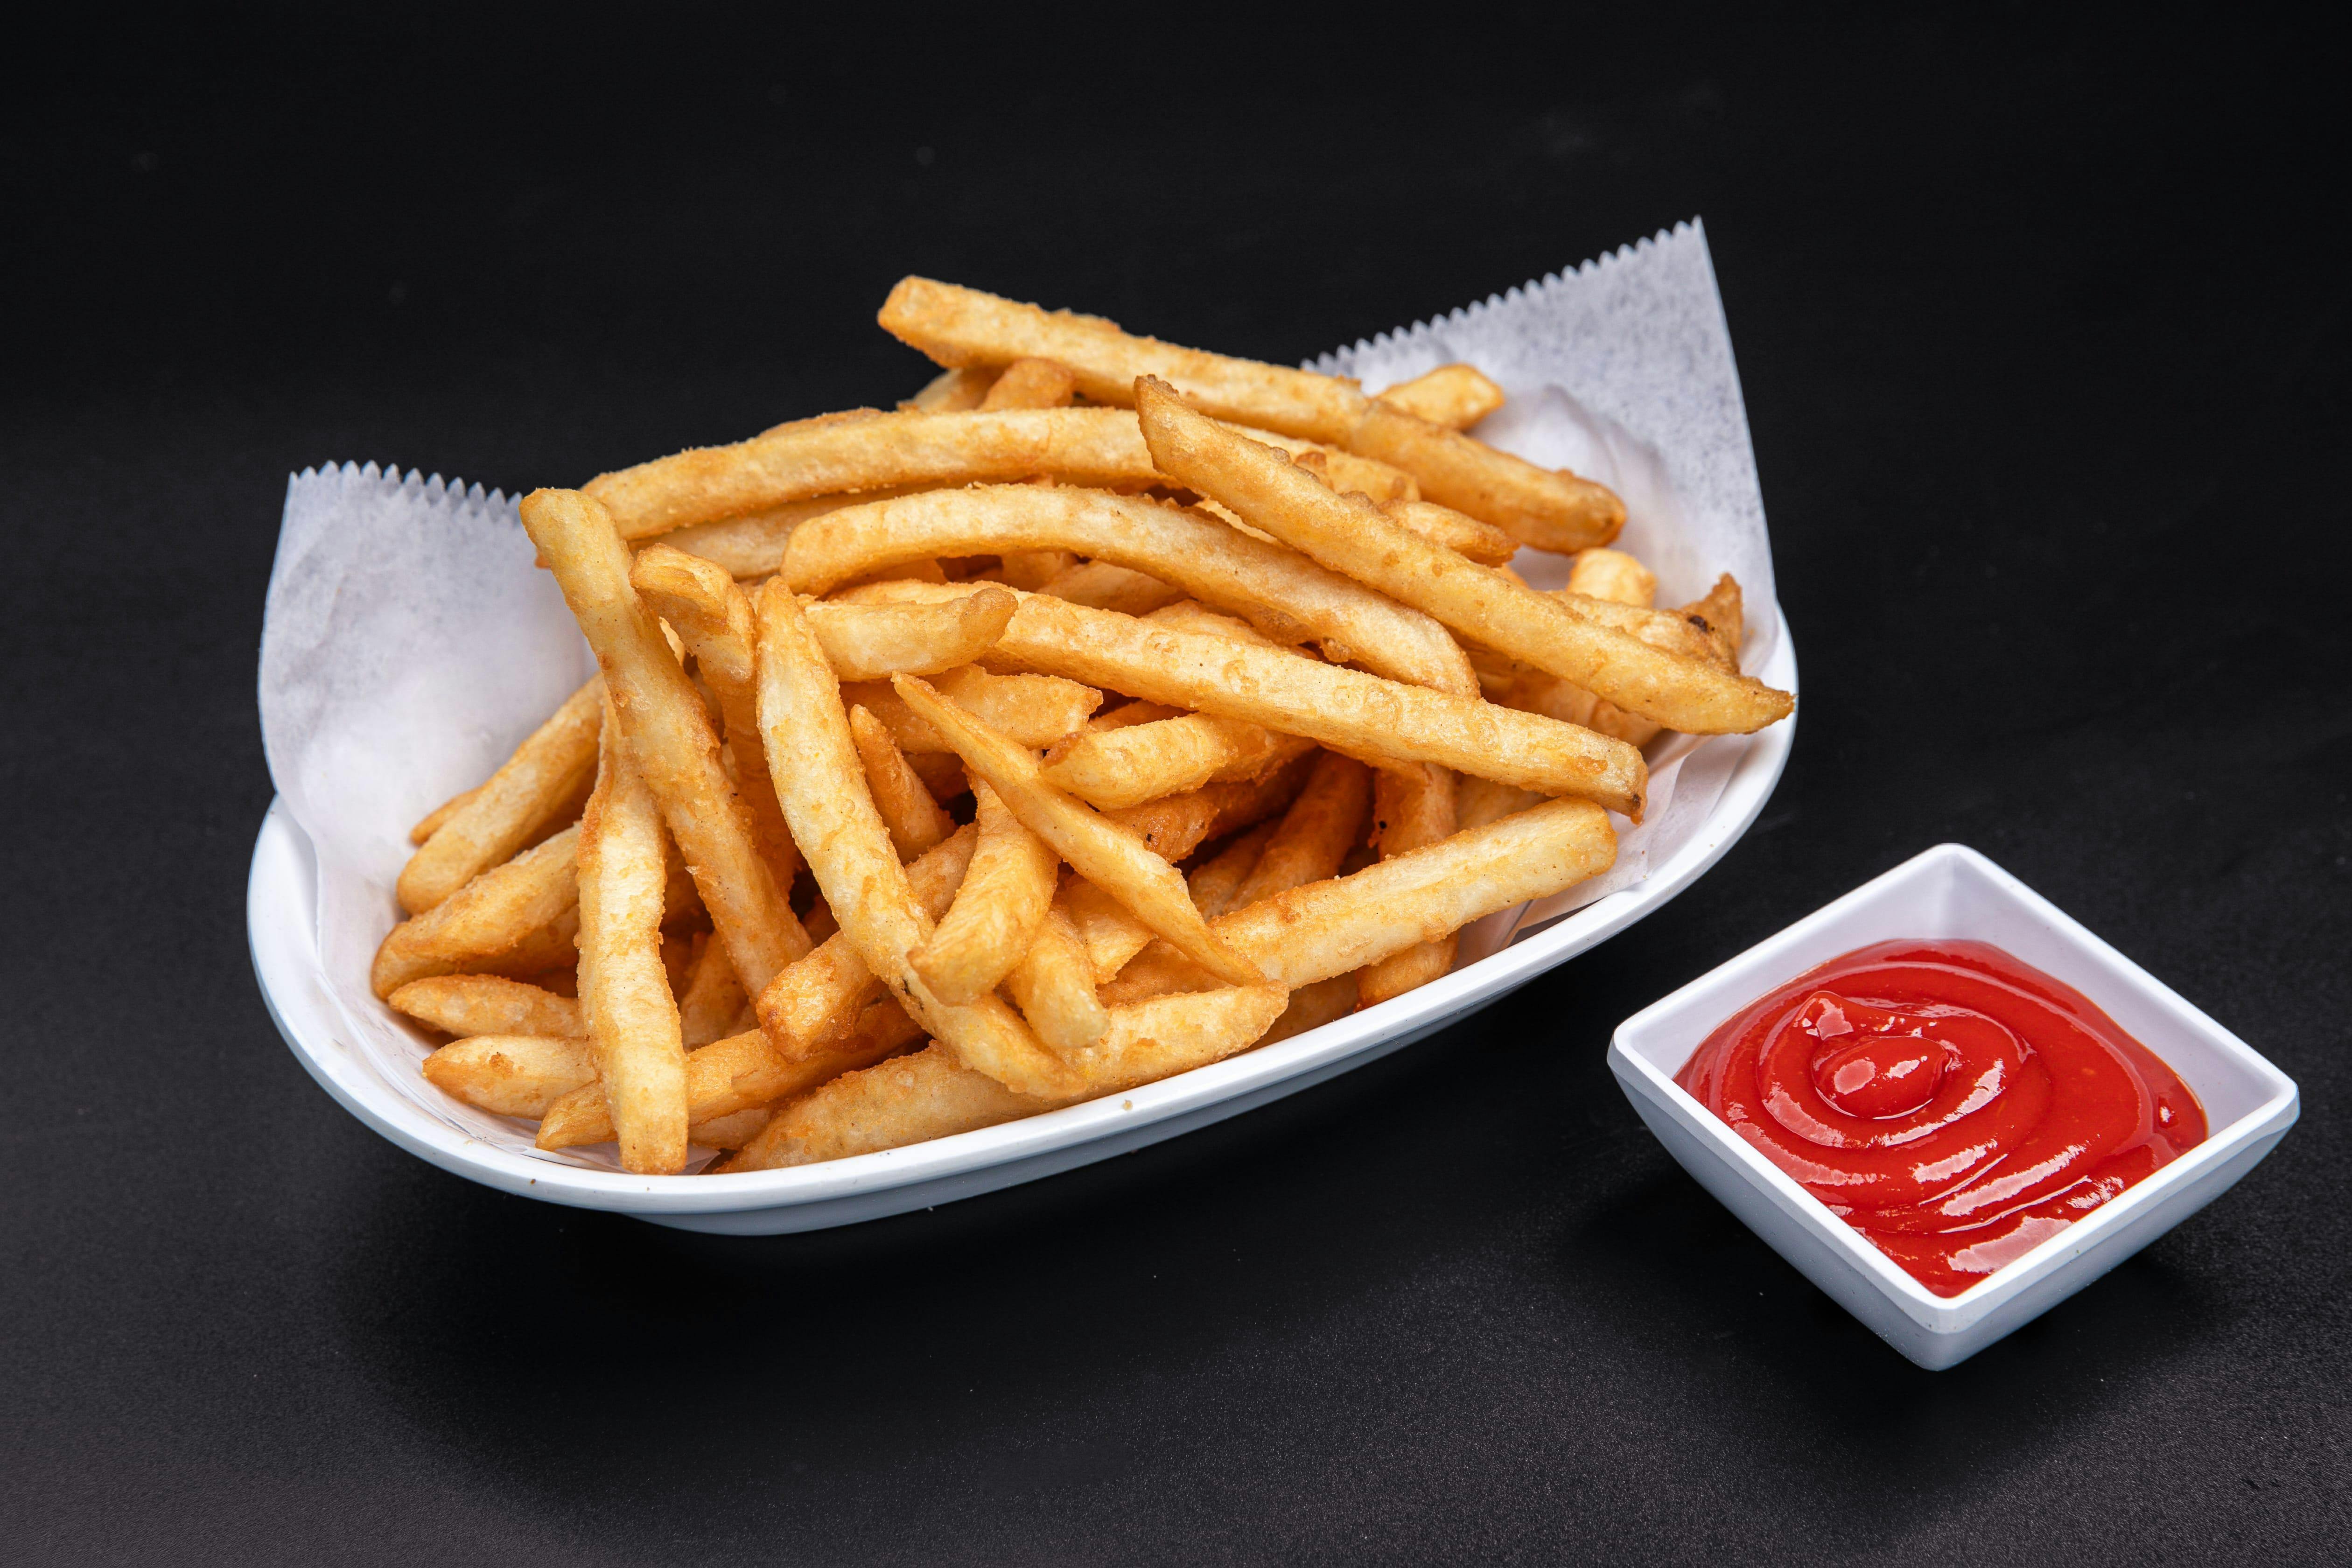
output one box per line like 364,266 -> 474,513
258,218 -> 1780,1164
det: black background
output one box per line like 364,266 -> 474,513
5,6 -> 2346,1563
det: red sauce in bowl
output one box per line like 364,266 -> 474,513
1675,939 -> 2207,1297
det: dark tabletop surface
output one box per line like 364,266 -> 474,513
4,7 -> 2345,1563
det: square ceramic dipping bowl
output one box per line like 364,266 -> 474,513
1608,843 -> 2298,1370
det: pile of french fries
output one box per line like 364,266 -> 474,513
372,280 -> 1794,1174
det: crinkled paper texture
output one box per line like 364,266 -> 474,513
258,219 -> 1780,1167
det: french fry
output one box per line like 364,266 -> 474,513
1568,546 -> 1658,607
891,674 -> 1264,987
654,486 -> 934,580
676,937 -> 747,1050
721,983 -> 1289,1169
1680,574 -> 1745,667
1259,975 -> 1361,1045
753,582 -> 1077,1097
583,407 -> 1164,540
465,905 -> 580,983
409,783 -> 482,846
910,783 -> 1058,1004
1220,426 -> 1418,504
754,825 -> 976,1055
537,1001 -> 925,1150
879,587 -> 1647,814
719,1042 -> 1038,1169
371,825 -> 581,997
575,705 -> 689,1174
1376,364 -> 1506,430
905,365 -> 997,411
1136,381 -> 1790,736
397,678 -> 603,914
1216,799 -> 1616,986
802,588 -> 1016,679
421,1035 -> 599,1118
1002,907 -> 1109,1054
1058,874 -> 1157,985
628,545 -> 803,888
1229,752 -> 1372,910
1141,598 -> 1295,648
994,547 -> 1078,590
520,490 -> 809,996
687,1108 -> 774,1150
978,356 -> 1078,410
848,704 -> 956,860
389,975 -> 581,1039
875,278 -> 1621,549
1040,710 -> 1309,810
1064,984 -> 1289,1091
1456,775 -> 1545,832
784,485 -> 1477,696
1035,559 -> 1188,616
1379,499 -> 1520,567
1188,820 -> 1281,920
1102,744 -> 1317,861
904,750 -> 968,804
1356,764 -> 1460,1007
838,664 -> 1100,753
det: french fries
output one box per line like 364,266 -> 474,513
1135,380 -> 1791,736
1356,764 -> 1461,1007
373,825 -> 581,997
1376,364 -> 1507,430
575,703 -> 690,1173
877,277 -> 1623,550
397,678 -> 602,914
520,490 -> 809,995
859,585 -> 1646,815
380,273 -> 1791,1175
390,974 -> 582,1038
848,704 -> 956,860
627,545 -> 802,888
890,674 -> 1263,987
784,484 -> 1477,696
909,783 -> 1058,1004
422,1035 -> 599,1118
978,356 -> 1078,410
754,582 -> 1076,1098
804,588 -> 1016,679
584,407 -> 1164,540
755,825 -> 976,1055
838,664 -> 1100,753
1002,907 -> 1108,1054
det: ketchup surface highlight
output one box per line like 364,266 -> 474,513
1675,939 -> 2206,1297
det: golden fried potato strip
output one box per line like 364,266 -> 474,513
1002,907 -> 1109,1054
397,678 -> 602,914
1136,381 -> 1791,736
979,357 -> 1078,410
583,407 -> 1162,541
784,484 -> 1476,696
1356,764 -> 1461,1007
848,704 -> 956,861
521,490 -> 808,995
876,277 -> 1621,549
910,783 -> 1059,1005
1375,364 -> 1506,430
753,583 -> 1076,1098
371,825 -> 581,997
576,706 -> 689,1173
422,1036 -> 599,1118
891,674 -> 1263,987
389,974 -> 581,1038
629,545 -> 803,887
803,589 -> 1016,680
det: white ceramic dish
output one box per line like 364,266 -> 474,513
247,625 -> 1796,1234
1609,842 -> 2298,1369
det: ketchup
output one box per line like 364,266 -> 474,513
1675,940 -> 2206,1297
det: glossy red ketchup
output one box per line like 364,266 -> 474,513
1676,940 -> 2206,1296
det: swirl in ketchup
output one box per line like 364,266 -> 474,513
1676,940 -> 2206,1296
